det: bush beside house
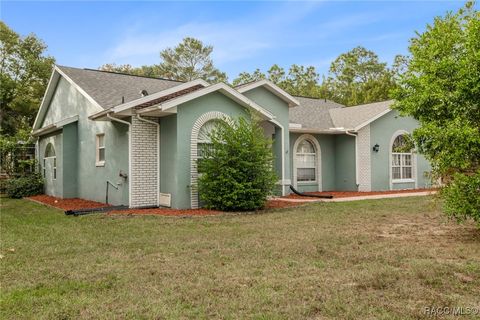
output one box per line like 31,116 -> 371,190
198,116 -> 277,211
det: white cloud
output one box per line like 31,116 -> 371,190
104,2 -> 324,66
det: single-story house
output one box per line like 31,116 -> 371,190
32,66 -> 431,208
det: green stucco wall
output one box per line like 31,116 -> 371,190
38,77 -> 129,205
289,133 -> 336,192
242,87 -> 291,193
159,114 -> 177,197
334,134 -> 357,191
62,122 -> 78,198
370,110 -> 431,190
173,91 -> 252,209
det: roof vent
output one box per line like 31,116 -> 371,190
121,96 -> 125,104
141,90 -> 149,97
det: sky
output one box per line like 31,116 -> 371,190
2,1 -> 466,81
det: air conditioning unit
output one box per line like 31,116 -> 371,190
159,193 -> 171,207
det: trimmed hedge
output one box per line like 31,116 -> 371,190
6,174 -> 44,198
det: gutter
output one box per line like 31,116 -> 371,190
345,130 -> 359,188
106,113 -> 132,207
136,115 -> 160,206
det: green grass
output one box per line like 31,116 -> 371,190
1,196 -> 479,319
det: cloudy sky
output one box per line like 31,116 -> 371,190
3,1 -> 464,80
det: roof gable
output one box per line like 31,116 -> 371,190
236,80 -> 300,107
329,100 -> 394,131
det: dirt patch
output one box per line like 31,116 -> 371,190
285,188 -> 437,200
26,194 -> 307,216
27,195 -> 109,211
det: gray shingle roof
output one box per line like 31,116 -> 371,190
329,100 -> 394,129
289,97 -> 344,130
57,66 -> 183,109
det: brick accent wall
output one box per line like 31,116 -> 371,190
131,116 -> 159,207
357,125 -> 372,192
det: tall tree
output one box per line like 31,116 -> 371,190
393,2 -> 480,224
0,22 -> 55,136
232,64 -> 321,97
323,46 -> 397,106
157,37 -> 227,83
99,63 -> 161,78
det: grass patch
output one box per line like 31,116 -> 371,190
1,196 -> 479,319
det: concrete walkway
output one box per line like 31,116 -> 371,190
274,191 -> 437,203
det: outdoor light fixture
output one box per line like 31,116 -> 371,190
373,144 -> 380,152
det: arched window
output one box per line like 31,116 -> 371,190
44,143 -> 57,180
296,139 -> 316,182
391,134 -> 412,180
197,120 -> 221,168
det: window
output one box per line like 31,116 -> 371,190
296,139 -> 316,182
96,134 -> 105,166
197,120 -> 219,172
53,158 -> 57,180
44,143 -> 56,180
391,134 -> 413,180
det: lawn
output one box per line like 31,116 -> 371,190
1,196 -> 479,319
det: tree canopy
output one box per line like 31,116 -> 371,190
322,46 -> 398,106
0,22 -> 55,136
100,37 -> 227,83
232,64 -> 321,97
393,2 -> 480,223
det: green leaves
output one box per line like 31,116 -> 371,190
323,46 -> 398,106
393,3 -> 480,224
0,22 -> 55,136
197,116 -> 278,211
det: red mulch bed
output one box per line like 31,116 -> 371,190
26,195 -> 305,216
285,188 -> 437,200
27,195 -> 109,211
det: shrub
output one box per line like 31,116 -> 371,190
197,116 -> 277,211
442,171 -> 480,225
6,174 -> 44,198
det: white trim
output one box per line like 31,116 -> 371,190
270,119 -> 286,196
136,115 -> 160,206
392,179 -> 415,183
55,66 -> 103,111
353,108 -> 392,131
236,79 -> 300,107
389,130 -> 416,190
112,79 -> 209,113
32,115 -> 79,137
33,65 -> 103,131
139,83 -> 274,120
33,66 -> 57,130
292,134 -> 322,192
190,111 -> 233,209
106,113 -> 131,207
56,115 -> 79,127
95,133 -> 105,167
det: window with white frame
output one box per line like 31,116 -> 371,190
96,134 -> 105,166
44,143 -> 56,180
296,139 -> 316,182
391,134 -> 413,180
197,120 -> 219,171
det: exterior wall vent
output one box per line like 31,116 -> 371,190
159,193 -> 171,207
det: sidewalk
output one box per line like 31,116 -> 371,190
274,190 -> 437,203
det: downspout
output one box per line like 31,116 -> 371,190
345,130 -> 359,188
136,114 -> 160,206
270,119 -> 286,196
106,113 -> 131,207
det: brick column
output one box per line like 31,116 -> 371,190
130,116 -> 159,207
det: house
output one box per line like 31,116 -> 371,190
32,66 -> 431,209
